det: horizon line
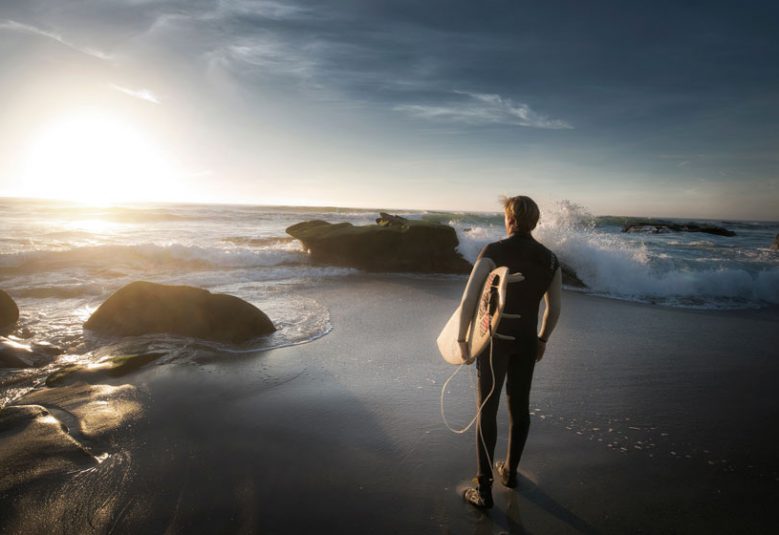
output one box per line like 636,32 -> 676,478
1,194 -> 777,224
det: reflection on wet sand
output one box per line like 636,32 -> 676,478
0,382 -> 141,533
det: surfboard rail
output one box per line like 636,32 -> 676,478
437,266 -> 511,365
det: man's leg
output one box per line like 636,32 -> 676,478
504,344 -> 537,474
475,342 -> 510,479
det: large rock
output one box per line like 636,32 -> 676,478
623,221 -> 736,237
84,281 -> 275,343
287,218 -> 472,273
288,217 -> 588,286
0,290 -> 19,329
771,234 -> 779,250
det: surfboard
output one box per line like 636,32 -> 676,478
437,266 -> 510,365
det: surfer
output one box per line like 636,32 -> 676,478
460,195 -> 562,509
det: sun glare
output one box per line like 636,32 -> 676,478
18,111 -> 178,205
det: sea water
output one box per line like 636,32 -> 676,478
1,197 -> 777,406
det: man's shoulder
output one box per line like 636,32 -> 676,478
481,237 -> 512,258
534,242 -> 560,271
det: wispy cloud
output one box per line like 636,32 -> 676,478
109,84 -> 161,104
395,92 -> 573,129
0,19 -> 110,60
217,0 -> 312,20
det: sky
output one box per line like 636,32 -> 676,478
0,0 -> 777,219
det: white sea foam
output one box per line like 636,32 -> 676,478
449,201 -> 779,308
0,241 -> 309,274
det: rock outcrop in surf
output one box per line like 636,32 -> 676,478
287,218 -> 472,273
287,215 -> 588,288
622,221 -> 736,237
771,234 -> 779,250
85,281 -> 275,343
561,264 -> 586,288
0,290 -> 19,329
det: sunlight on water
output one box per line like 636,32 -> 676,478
1,198 -> 777,411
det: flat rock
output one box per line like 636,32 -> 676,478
0,404 -> 96,495
45,352 -> 165,387
0,382 -> 141,507
84,281 -> 275,344
18,382 -> 142,440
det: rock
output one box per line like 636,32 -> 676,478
375,212 -> 408,227
622,221 -> 736,237
561,263 -> 586,288
0,382 -> 142,503
287,218 -> 472,273
0,404 -> 96,496
45,353 -> 165,387
84,281 -> 275,343
0,337 -> 61,369
16,382 -> 143,440
0,289 -> 19,329
288,215 -> 588,285
771,234 -> 779,250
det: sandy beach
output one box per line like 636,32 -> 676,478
2,274 -> 778,534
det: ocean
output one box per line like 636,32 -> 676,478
1,197 -> 777,407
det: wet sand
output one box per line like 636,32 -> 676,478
1,275 -> 778,534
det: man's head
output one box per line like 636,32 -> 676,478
501,195 -> 540,235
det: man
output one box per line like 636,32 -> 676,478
458,195 -> 562,509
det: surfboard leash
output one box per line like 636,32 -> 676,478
439,324 -> 497,472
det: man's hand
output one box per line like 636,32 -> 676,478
507,272 -> 525,283
536,339 -> 547,362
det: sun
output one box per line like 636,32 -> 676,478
18,110 -> 178,205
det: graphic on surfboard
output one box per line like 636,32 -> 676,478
437,266 -> 510,365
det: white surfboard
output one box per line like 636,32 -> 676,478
437,266 -> 510,365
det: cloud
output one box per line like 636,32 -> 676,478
217,0 -> 312,20
395,92 -> 573,129
0,19 -> 111,60
109,84 -> 161,104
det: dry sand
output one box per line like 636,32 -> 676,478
1,275 -> 778,534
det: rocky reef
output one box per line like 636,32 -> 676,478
287,217 -> 472,273
622,221 -> 736,237
288,214 -> 587,288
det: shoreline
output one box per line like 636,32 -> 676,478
1,276 -> 778,533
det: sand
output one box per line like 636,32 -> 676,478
1,275 -> 778,534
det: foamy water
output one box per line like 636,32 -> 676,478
437,202 -> 779,309
1,197 -> 777,406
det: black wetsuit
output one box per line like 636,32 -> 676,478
475,232 -> 559,480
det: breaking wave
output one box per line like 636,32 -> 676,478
0,241 -> 309,276
444,201 -> 779,308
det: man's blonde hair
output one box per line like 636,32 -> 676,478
501,195 -> 540,233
